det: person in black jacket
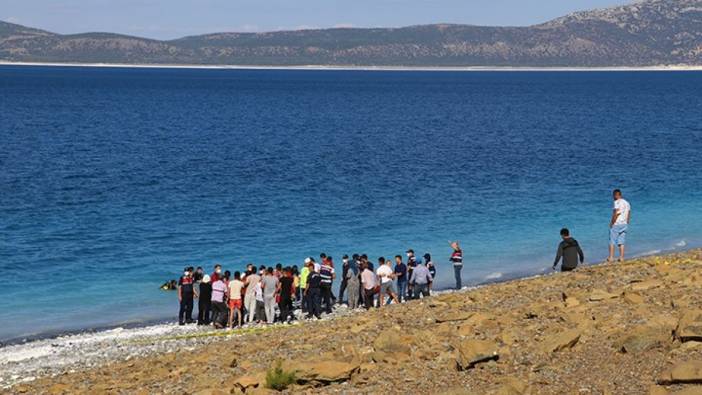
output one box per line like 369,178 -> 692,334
553,228 -> 585,272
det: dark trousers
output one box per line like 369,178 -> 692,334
179,294 -> 194,323
279,298 -> 293,322
197,299 -> 211,324
338,279 -> 348,304
306,288 -> 321,318
364,288 -> 375,309
397,280 -> 407,302
413,283 -> 430,299
454,265 -> 463,289
301,289 -> 308,313
320,284 -> 333,314
211,301 -> 228,327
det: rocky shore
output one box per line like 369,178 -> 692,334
7,250 -> 702,394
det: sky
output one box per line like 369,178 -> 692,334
1,0 -> 630,40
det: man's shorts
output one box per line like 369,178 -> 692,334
229,299 -> 242,309
380,281 -> 396,294
610,224 -> 628,246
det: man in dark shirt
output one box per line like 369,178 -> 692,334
319,258 -> 336,314
394,255 -> 408,302
305,262 -> 322,319
278,267 -> 295,323
553,228 -> 585,272
178,266 -> 197,325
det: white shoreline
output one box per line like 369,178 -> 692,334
1,61 -> 702,72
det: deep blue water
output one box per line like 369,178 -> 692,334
1,66 -> 702,342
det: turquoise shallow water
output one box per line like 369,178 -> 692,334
1,66 -> 702,342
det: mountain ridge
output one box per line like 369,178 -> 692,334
1,0 -> 701,67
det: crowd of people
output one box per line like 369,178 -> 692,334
175,189 -> 632,328
175,242 -> 463,327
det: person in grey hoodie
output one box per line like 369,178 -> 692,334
553,228 -> 585,272
346,260 -> 361,309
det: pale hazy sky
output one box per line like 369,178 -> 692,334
1,0 -> 629,40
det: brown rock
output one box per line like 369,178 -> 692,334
540,329 -> 581,353
193,389 -> 229,395
648,386 -> 667,395
589,289 -> 618,301
454,339 -> 499,370
48,383 -> 72,395
284,360 -> 360,383
493,377 -> 529,395
623,291 -> 645,304
615,326 -> 670,354
232,373 -> 265,391
677,310 -> 702,342
658,361 -> 702,384
630,279 -> 663,291
373,332 -> 412,356
439,387 -> 477,395
436,311 -> 474,323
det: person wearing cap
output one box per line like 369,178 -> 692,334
410,260 -> 433,299
299,258 -> 311,313
450,241 -> 463,289
197,274 -> 212,325
178,267 -> 197,325
406,249 -> 418,299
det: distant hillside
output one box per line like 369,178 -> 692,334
1,0 -> 701,67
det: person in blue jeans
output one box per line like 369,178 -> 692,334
449,241 -> 463,289
608,189 -> 631,263
393,255 -> 407,302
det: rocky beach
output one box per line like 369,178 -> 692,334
5,250 -> 702,395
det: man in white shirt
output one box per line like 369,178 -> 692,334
376,257 -> 399,307
608,189 -> 631,262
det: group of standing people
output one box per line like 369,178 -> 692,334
176,242 -> 464,327
177,189 -> 632,328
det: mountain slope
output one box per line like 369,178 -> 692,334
1,0 -> 701,66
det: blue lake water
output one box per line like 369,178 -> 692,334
1,66 -> 702,342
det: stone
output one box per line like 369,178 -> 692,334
439,387 -> 477,395
435,311 -> 474,323
47,384 -> 72,395
648,386 -> 667,395
677,310 -> 702,342
615,326 -> 670,354
493,377 -> 529,395
589,289 -> 618,301
373,332 -> 412,356
232,373 -> 265,391
630,279 -> 663,291
658,361 -> 702,384
540,329 -> 581,353
284,360 -> 360,383
193,389 -> 229,395
454,339 -> 499,370
623,292 -> 645,304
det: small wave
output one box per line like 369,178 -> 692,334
675,240 -> 687,248
485,272 -> 503,280
640,249 -> 662,256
